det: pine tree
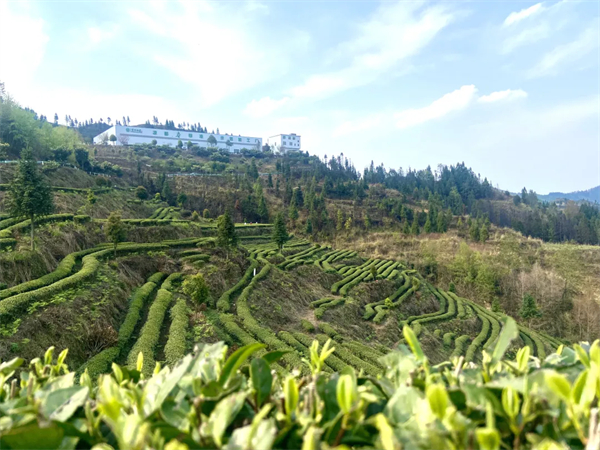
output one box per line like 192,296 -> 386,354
272,212 -> 289,250
8,148 -> 54,250
288,202 -> 299,226
363,212 -> 371,230
424,216 -> 432,233
105,212 -> 127,258
436,211 -> 446,233
469,220 -> 480,241
480,223 -> 489,243
336,209 -> 344,232
411,215 -> 419,235
87,189 -> 96,205
345,216 -> 352,232
258,196 -> 269,223
457,217 -> 463,228
293,185 -> 304,208
216,211 -> 238,258
402,220 -> 410,234
305,218 -> 313,234
203,209 -> 210,219
448,282 -> 456,293
519,293 -> 542,326
267,173 -> 273,188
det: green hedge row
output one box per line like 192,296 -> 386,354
282,245 -> 326,270
0,252 -> 101,321
339,269 -> 371,296
451,335 -> 471,358
331,250 -> 357,263
235,265 -> 308,373
180,253 -> 210,263
147,272 -> 167,284
342,341 -> 385,368
406,287 -> 449,325
380,262 -> 400,278
443,332 -> 455,347
219,313 -> 260,347
149,207 -> 165,219
519,331 -> 535,352
311,297 -> 337,308
464,313 -> 491,362
75,346 -> 120,380
318,323 -> 340,341
519,327 -> 547,360
127,288 -> 173,376
313,334 -> 380,377
300,319 -> 315,332
364,260 -> 395,281
468,301 -> 501,352
164,297 -> 189,366
0,238 -> 17,249
216,259 -> 259,312
161,273 -> 182,291
314,298 -> 345,319
0,247 -> 98,300
332,259 -> 377,294
0,214 -> 75,238
117,279 -> 160,350
364,276 -> 412,321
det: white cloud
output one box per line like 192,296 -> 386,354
478,89 -> 528,103
501,23 -> 550,53
395,85 -> 478,129
125,1 -> 299,107
88,24 -> 119,45
286,2 -> 455,102
527,24 -> 599,77
503,3 -> 545,26
0,2 -> 48,99
244,96 -> 290,118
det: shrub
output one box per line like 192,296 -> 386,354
75,346 -> 120,379
318,323 -> 340,340
465,313 -> 490,362
161,273 -> 182,291
313,334 -> 380,377
117,280 -> 159,350
127,288 -> 173,376
314,298 -> 344,319
451,335 -> 471,358
164,297 -> 189,366
216,260 -> 258,312
300,319 -> 315,332
182,273 -> 210,304
443,332 -> 455,347
74,215 -> 91,223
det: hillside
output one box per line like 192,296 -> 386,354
539,185 -> 600,203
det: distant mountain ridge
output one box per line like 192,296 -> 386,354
538,185 -> 600,203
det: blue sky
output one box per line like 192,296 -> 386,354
0,0 -> 598,194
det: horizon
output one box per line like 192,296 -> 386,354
0,0 -> 598,194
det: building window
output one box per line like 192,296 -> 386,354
153,131 -> 157,135
247,138 -> 250,142
164,132 -> 169,136
221,136 -> 224,140
238,138 -> 241,142
200,134 -> 203,138
188,133 -> 192,138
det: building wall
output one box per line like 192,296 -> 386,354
268,133 -> 301,153
93,125 -> 262,152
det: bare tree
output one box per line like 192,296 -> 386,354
118,134 -> 129,146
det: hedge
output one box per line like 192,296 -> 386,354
464,313 -> 491,362
313,334 -> 380,377
433,329 -> 442,338
311,297 -> 337,308
0,214 -> 75,238
161,273 -> 182,291
0,251 -> 101,321
443,332 -> 455,347
318,323 -> 340,341
339,270 -> 371,296
147,272 -> 166,284
468,301 -> 501,351
164,297 -> 189,366
342,342 -> 385,368
216,260 -> 258,312
117,280 -> 160,350
0,247 -> 98,300
314,298 -> 345,319
180,253 -> 210,264
451,335 -> 471,358
300,319 -> 315,332
127,288 -> 173,376
75,346 -> 120,380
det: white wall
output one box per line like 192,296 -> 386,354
268,134 -> 301,153
94,125 -> 262,152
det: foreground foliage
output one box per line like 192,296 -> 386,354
0,318 -> 599,450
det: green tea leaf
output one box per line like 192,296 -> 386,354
403,324 -> 425,362
426,384 -> 448,420
491,317 -> 518,365
251,358 -> 272,407
219,343 -> 265,387
476,427 -> 500,450
545,371 -> 571,401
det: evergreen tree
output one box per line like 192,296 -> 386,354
448,282 -> 456,293
345,216 -> 352,232
519,293 -> 542,326
424,216 -> 432,233
480,223 -> 489,243
402,220 -> 410,234
469,220 -> 480,241
272,212 -> 289,250
177,192 -> 187,207
258,196 -> 269,222
288,202 -> 299,226
305,218 -> 313,234
161,181 -> 174,205
267,173 -> 273,188
411,215 -> 419,235
491,297 -> 501,313
436,211 -> 446,233
216,211 -> 238,257
336,209 -> 344,232
105,212 -> 127,258
293,185 -> 304,208
284,182 -> 293,205
457,217 -> 463,228
7,148 -> 54,250
275,178 -> 280,196
203,209 -> 210,219
191,211 -> 200,221
363,212 -> 371,230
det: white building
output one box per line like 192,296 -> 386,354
268,133 -> 301,153
93,125 -> 263,153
